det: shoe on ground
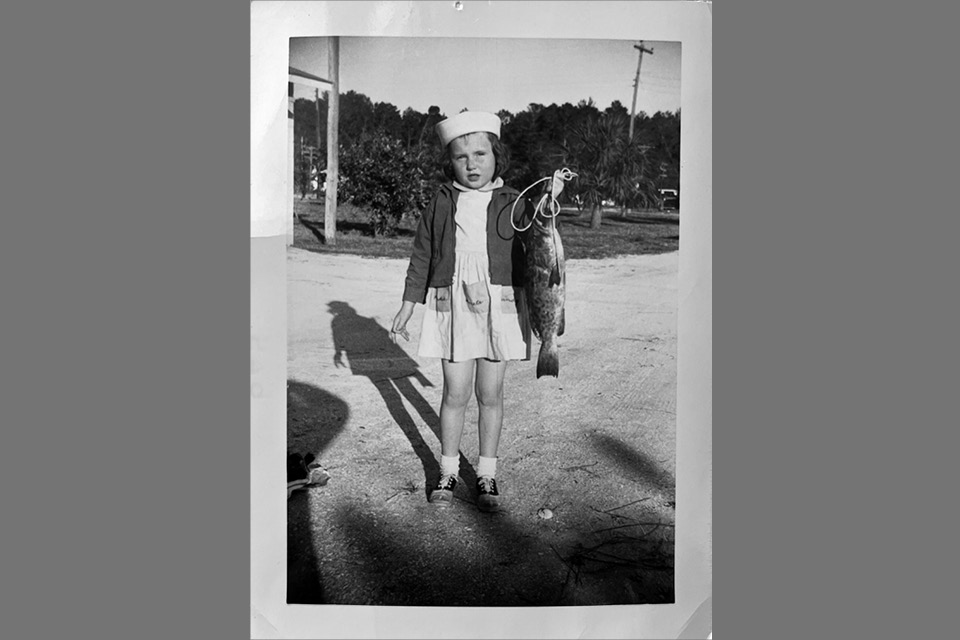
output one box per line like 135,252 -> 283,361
429,474 -> 459,507
287,453 -> 309,499
476,476 -> 501,513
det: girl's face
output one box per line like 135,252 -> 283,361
449,132 -> 495,190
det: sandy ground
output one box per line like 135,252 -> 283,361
286,247 -> 678,606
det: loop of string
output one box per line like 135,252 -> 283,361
510,168 -> 578,233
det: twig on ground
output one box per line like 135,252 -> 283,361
608,532 -> 675,546
579,555 -> 636,567
585,549 -> 638,565
550,544 -> 574,572
560,461 -> 598,471
550,544 -> 579,600
603,498 -> 651,513
385,481 -> 419,503
589,505 -> 638,521
592,521 -> 674,535
560,461 -> 600,477
567,538 -> 636,559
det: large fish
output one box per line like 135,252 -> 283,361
522,185 -> 567,378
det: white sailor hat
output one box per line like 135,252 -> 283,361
435,111 -> 501,147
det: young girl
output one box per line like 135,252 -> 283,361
392,111 -> 531,513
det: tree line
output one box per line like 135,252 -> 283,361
294,90 -> 680,234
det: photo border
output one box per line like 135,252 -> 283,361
251,2 -> 711,637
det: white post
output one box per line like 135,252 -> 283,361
325,37 -> 339,245
286,81 -> 295,246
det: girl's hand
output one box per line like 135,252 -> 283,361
392,302 -> 415,342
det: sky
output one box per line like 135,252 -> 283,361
289,37 -> 680,118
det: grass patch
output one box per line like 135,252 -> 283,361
293,198 -> 418,259
556,209 -> 680,259
293,198 -> 679,260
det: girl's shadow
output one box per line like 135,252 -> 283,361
328,301 -> 477,494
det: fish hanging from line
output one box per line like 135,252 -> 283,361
515,169 -> 577,378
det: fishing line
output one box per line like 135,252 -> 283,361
510,168 -> 578,233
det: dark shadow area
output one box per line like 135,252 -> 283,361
589,432 -> 676,493
287,380 -> 349,456
560,434 -> 677,605
286,380 -> 673,606
321,498 -> 672,606
286,381 -> 350,604
324,503 -> 559,606
297,214 -> 416,241
287,491 -> 325,604
328,301 -> 477,494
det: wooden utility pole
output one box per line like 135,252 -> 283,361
325,36 -> 340,246
315,88 -> 322,191
629,41 -> 654,141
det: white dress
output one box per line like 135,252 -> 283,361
418,178 -> 531,362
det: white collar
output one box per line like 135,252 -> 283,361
453,177 -> 503,193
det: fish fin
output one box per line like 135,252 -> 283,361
529,317 -> 541,342
536,341 -> 559,378
548,261 -> 561,286
558,308 -> 565,337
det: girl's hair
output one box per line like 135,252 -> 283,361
437,131 -> 511,182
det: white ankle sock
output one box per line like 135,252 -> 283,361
440,454 -> 460,477
477,456 -> 498,479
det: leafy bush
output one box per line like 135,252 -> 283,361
338,132 -> 430,236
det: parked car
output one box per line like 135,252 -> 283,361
658,188 -> 679,212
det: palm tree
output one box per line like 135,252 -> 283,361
563,113 -> 658,229
610,136 -> 660,215
563,114 -> 618,229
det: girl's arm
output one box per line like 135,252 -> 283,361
402,192 -> 437,304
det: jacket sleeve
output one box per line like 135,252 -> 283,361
402,193 -> 436,304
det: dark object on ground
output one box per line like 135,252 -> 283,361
288,452 -> 330,498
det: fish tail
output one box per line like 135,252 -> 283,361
536,340 -> 559,378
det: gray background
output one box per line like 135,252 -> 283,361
3,1 -> 956,638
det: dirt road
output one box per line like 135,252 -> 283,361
287,247 -> 678,606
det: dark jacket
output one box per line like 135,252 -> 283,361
403,182 -> 531,304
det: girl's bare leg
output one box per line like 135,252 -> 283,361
439,358 -> 476,457
475,358 -> 508,457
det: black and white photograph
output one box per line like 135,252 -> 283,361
286,34 -> 680,606
252,2 -> 711,636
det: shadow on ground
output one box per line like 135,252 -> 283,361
287,381 -> 349,603
319,503 -> 571,607
590,431 -> 676,494
327,301 -> 478,494
286,305 -> 676,606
